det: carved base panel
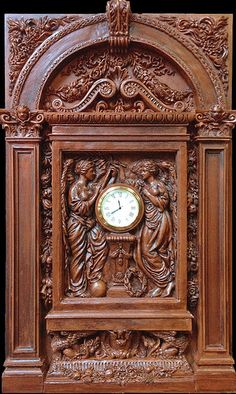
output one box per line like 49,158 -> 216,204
48,357 -> 192,384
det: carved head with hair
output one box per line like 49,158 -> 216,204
75,159 -> 96,181
16,104 -> 30,122
131,159 -> 158,181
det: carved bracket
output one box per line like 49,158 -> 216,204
106,0 -> 131,54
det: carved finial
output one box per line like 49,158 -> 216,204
195,105 -> 236,137
0,105 -> 44,138
106,0 -> 131,54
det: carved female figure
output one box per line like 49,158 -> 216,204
65,159 -> 113,297
134,159 -> 175,297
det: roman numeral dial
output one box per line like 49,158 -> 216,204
95,184 -> 144,232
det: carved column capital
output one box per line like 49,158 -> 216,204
106,0 -> 131,54
195,105 -> 236,138
0,105 -> 44,138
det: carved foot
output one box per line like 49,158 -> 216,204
161,280 -> 175,297
148,287 -> 162,297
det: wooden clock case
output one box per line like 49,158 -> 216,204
1,1 -> 236,392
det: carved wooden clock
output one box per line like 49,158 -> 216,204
1,1 -> 236,393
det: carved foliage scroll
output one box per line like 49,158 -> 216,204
48,330 -> 191,383
156,15 -> 229,94
8,15 -> 80,96
61,156 -> 177,298
42,44 -> 194,113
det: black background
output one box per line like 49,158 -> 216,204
0,0 -> 235,381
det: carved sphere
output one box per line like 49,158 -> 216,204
90,280 -> 107,297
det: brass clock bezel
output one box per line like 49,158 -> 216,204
95,183 -> 144,232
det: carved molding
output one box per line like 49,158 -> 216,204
8,15 -> 81,96
44,111 -> 195,124
40,140 -> 53,308
106,0 -> 131,54
48,330 -> 191,383
0,105 -> 44,138
195,106 -> 236,137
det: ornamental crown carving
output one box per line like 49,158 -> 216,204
195,105 -> 236,137
0,105 -> 44,138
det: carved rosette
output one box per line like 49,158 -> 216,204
0,105 -> 44,138
8,15 -> 80,96
40,141 -> 53,307
195,105 -> 236,137
48,330 -> 191,383
106,0 -> 131,54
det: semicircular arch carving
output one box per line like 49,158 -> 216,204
10,15 -> 226,111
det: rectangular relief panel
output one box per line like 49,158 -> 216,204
46,127 -> 192,332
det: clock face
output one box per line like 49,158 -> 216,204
95,184 -> 144,232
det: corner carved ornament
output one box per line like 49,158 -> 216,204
195,105 -> 236,137
0,105 -> 44,138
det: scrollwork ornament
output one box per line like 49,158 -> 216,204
195,105 -> 236,137
0,105 -> 44,138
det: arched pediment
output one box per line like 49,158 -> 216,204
8,10 -> 229,111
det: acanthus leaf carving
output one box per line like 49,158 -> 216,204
8,15 -> 81,96
48,330 -> 192,384
106,0 -> 131,54
0,105 -> 44,138
195,105 -> 236,137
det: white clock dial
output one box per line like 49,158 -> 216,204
96,184 -> 144,232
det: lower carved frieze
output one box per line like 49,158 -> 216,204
48,330 -> 192,384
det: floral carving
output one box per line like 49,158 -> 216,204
43,45 -> 194,112
158,16 -> 229,93
106,0 -> 131,53
0,105 -> 44,138
40,141 -> 53,307
61,156 -> 176,298
187,140 -> 199,310
195,105 -> 236,137
48,330 -> 191,383
8,15 -> 80,95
